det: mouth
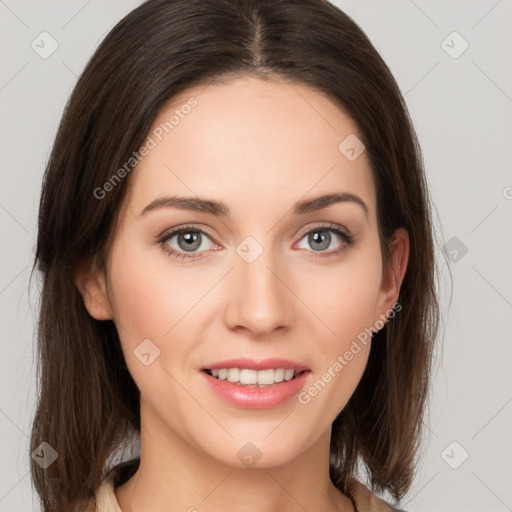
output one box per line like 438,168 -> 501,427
202,368 -> 308,387
200,364 -> 311,409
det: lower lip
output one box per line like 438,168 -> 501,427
200,370 -> 310,409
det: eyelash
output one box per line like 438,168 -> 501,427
156,223 -> 355,261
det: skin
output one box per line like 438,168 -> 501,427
75,75 -> 409,512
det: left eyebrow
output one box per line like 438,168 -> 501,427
293,192 -> 368,218
139,192 -> 368,218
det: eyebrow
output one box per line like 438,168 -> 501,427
140,192 -> 368,218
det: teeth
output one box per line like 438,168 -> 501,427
207,368 -> 300,385
240,369 -> 258,384
284,369 -> 295,381
274,368 -> 285,383
255,369 -> 273,385
227,368 -> 240,383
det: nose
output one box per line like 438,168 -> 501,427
223,242 -> 296,337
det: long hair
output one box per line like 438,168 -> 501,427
30,0 -> 442,510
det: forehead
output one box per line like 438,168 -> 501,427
124,75 -> 376,221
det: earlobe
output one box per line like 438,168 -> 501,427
376,227 -> 410,322
73,257 -> 113,320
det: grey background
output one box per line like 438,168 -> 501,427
1,0 -> 511,511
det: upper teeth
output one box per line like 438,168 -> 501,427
210,368 -> 297,385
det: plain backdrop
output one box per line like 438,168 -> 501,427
1,1 -> 511,511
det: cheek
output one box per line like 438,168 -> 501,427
295,248 -> 381,410
107,242 -> 196,341
110,263 -> 165,338
300,249 -> 382,345
106,240 -> 213,385
106,245 -> 196,404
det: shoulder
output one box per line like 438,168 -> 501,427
84,472 -> 121,512
86,460 -> 139,512
344,475 -> 408,512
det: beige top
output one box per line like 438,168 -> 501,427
90,463 -> 405,512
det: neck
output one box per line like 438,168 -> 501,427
115,399 -> 354,512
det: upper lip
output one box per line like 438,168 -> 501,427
201,357 -> 309,372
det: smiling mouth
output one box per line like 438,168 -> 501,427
203,368 -> 307,387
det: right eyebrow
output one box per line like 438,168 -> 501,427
140,196 -> 229,217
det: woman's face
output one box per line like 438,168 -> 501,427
79,75 -> 407,469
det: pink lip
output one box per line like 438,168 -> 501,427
201,357 -> 309,371
200,369 -> 311,409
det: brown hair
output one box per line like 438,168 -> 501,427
30,0 -> 443,510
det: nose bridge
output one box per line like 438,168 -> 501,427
223,235 -> 295,334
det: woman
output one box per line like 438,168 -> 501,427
30,0 -> 441,511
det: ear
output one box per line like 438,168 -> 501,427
73,257 -> 113,320
373,227 -> 409,324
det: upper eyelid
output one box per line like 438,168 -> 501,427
159,224 -> 216,243
296,222 -> 350,238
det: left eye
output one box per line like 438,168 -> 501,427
296,227 -> 350,252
